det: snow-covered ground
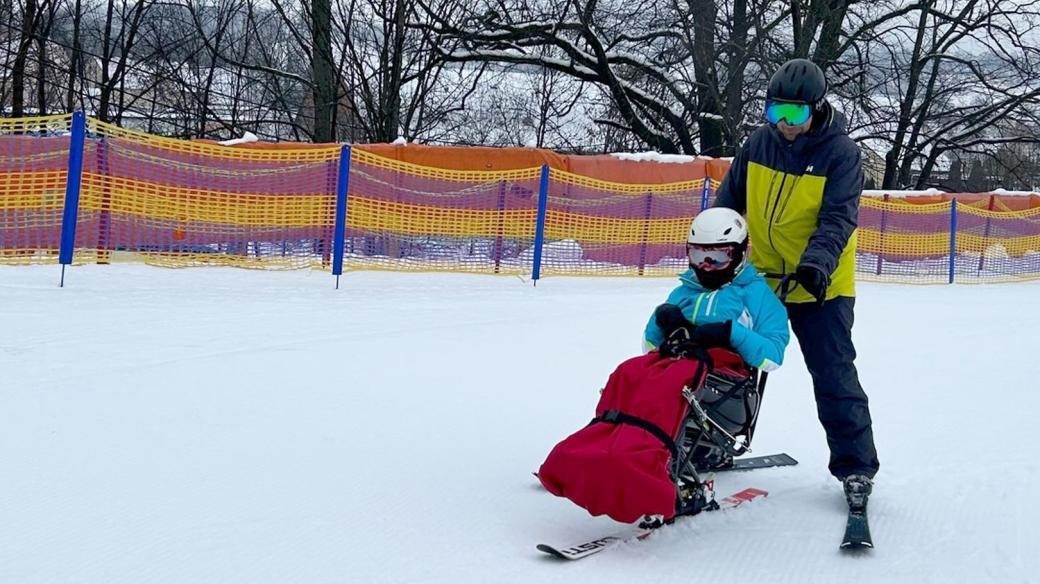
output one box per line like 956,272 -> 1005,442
2,265 -> 1038,584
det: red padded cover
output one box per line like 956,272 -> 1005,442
538,351 -> 715,523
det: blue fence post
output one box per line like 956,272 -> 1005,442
58,111 -> 87,287
531,165 -> 550,285
700,176 -> 711,211
948,199 -> 958,284
332,144 -> 351,289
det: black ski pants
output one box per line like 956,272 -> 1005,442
786,296 -> 879,480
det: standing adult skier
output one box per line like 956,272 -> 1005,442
712,58 -> 880,539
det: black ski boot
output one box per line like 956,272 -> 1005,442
696,450 -> 734,472
675,475 -> 720,517
637,476 -> 719,529
843,474 -> 872,512
841,474 -> 874,549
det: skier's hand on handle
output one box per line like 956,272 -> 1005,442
795,264 -> 829,305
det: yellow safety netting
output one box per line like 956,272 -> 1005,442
2,114 -> 1039,281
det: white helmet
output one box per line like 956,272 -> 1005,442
685,208 -> 749,289
687,207 -> 748,246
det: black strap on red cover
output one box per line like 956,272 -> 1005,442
591,409 -> 679,461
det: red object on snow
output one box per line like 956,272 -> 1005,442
538,349 -> 745,523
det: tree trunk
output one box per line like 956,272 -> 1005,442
721,0 -> 748,156
376,0 -> 407,142
12,0 -> 37,117
200,15 -> 228,137
791,0 -> 813,58
881,1 -> 931,189
66,0 -> 83,113
35,11 -> 47,115
691,0 -> 722,155
811,0 -> 850,68
99,0 -> 116,122
915,147 -> 944,189
311,0 -> 336,142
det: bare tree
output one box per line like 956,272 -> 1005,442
330,0 -> 483,143
836,0 -> 1040,188
7,0 -> 1040,192
63,0 -> 82,112
11,0 -> 50,116
11,0 -> 37,116
94,0 -> 152,122
422,0 -> 703,153
790,0 -> 856,65
441,58 -> 588,148
257,0 -> 339,141
417,0 -> 790,155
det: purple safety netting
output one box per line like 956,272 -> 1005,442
0,133 -> 71,263
344,156 -> 540,274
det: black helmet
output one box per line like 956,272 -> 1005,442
767,58 -> 827,105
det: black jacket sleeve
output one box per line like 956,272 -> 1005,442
798,139 -> 863,277
711,141 -> 750,214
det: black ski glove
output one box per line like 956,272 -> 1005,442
795,264 -> 829,305
688,320 -> 733,349
659,327 -> 709,360
654,303 -> 692,338
654,304 -> 700,359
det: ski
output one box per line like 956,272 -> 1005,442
533,453 -> 796,485
713,452 -> 798,473
536,487 -> 767,561
840,509 -> 873,550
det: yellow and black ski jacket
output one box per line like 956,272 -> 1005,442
714,104 -> 863,304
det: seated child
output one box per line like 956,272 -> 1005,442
643,207 -> 789,373
538,208 -> 790,524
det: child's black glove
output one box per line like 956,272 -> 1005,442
654,304 -> 697,359
654,303 -> 692,337
688,320 -> 732,349
655,304 -> 731,358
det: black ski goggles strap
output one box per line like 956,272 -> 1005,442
591,410 -> 679,461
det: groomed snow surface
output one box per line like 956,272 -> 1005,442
2,265 -> 1038,584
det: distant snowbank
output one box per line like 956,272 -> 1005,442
864,188 -> 1038,198
217,132 -> 259,146
609,152 -> 734,164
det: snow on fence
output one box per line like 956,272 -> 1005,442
2,113 -> 1039,284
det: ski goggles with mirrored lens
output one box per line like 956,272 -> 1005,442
686,243 -> 737,271
765,100 -> 812,126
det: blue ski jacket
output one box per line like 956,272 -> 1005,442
643,265 -> 790,372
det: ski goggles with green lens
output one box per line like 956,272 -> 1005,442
765,100 -> 812,126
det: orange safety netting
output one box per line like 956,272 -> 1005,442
2,114 -> 1039,283
0,114 -> 73,264
79,119 -> 340,269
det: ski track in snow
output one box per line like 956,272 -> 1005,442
1,265 -> 1038,584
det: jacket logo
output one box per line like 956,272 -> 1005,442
805,164 -> 815,173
